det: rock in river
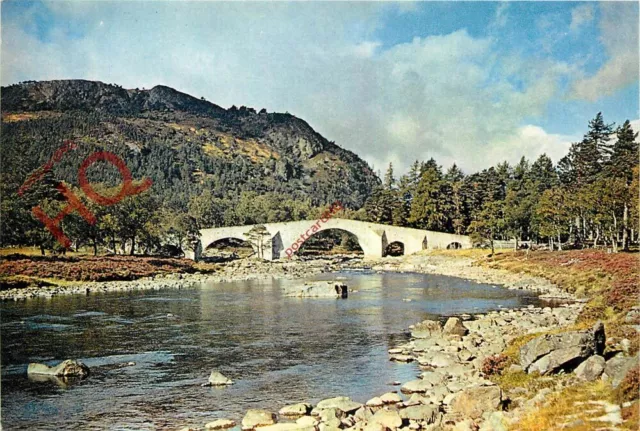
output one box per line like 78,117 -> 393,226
284,281 -> 348,298
27,359 -> 90,379
205,419 -> 237,430
315,396 -> 363,414
279,403 -> 312,417
208,371 -> 233,386
242,409 -> 277,430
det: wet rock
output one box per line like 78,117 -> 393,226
602,355 -> 638,388
208,371 -> 233,386
242,409 -> 277,430
27,359 -> 89,379
205,419 -> 236,430
370,408 -> 403,430
519,321 -> 605,374
450,385 -> 503,420
443,317 -> 468,336
316,396 -> 363,414
279,403 -> 312,417
283,281 -> 348,298
574,355 -> 605,381
398,405 -> 439,423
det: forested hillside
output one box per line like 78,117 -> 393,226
366,113 -> 639,252
1,80 -> 379,253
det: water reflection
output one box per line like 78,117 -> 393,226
1,271 -> 539,430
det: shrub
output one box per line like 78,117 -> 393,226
613,365 -> 639,404
482,354 -> 510,376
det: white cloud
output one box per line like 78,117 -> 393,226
0,2 -> 586,174
570,2 -> 639,101
569,4 -> 594,33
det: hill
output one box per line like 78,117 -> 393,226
1,79 -> 379,214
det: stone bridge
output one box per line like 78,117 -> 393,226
188,218 -> 471,261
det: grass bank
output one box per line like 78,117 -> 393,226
0,253 -> 219,290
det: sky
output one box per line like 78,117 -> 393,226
1,1 -> 638,175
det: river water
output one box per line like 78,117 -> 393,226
1,271 -> 540,430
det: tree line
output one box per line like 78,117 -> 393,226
1,112 -> 636,256
364,113 -> 638,253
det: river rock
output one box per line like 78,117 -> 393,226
370,408 -> 403,430
574,355 -> 605,381
284,282 -> 348,298
401,379 -> 433,394
259,424 -> 315,431
316,397 -> 363,414
205,419 -> 237,430
443,317 -> 468,336
296,416 -> 318,427
208,371 -> 233,386
450,385 -> 503,420
354,406 -> 374,422
390,354 -> 413,362
411,320 -> 442,339
602,355 -> 638,388
519,321 -> 605,374
279,403 -> 312,416
398,405 -> 439,423
242,409 -> 277,430
318,408 -> 342,428
366,397 -> 384,407
379,392 -> 402,404
27,359 -> 89,378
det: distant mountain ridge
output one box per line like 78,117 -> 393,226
1,79 -> 379,211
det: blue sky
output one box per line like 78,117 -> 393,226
2,1 -> 638,173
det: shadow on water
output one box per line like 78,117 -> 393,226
1,270 -> 542,430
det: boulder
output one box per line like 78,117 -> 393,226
602,355 -> 638,388
284,282 -> 348,298
390,355 -> 414,363
366,397 -> 384,407
296,416 -> 318,427
443,317 -> 468,336
427,353 -> 456,368
401,380 -> 433,394
450,385 -> 503,420
379,392 -> 402,404
318,409 -> 342,428
413,339 -> 438,352
370,409 -> 403,430
574,355 -> 605,381
354,406 -> 374,422
316,397 -> 363,414
279,403 -> 312,417
519,321 -> 605,374
398,405 -> 439,423
208,371 -> 233,386
27,359 -> 89,378
205,419 -> 237,430
259,424 -> 315,431
242,409 -> 277,430
411,320 -> 442,339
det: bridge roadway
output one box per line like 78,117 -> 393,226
186,218 -> 472,261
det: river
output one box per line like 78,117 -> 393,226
1,270 -> 541,430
